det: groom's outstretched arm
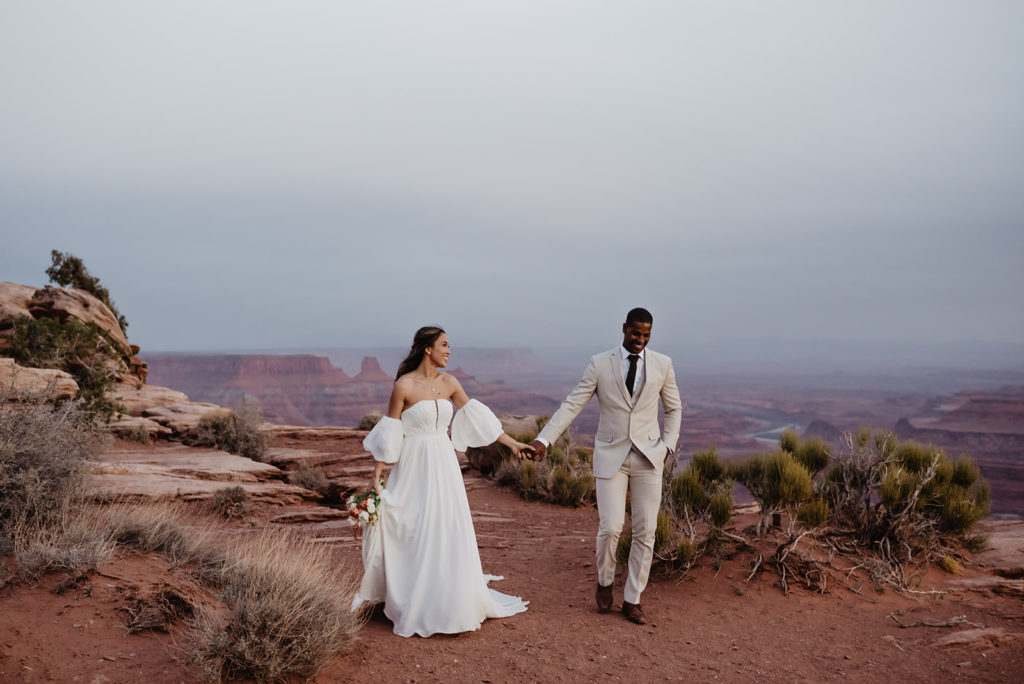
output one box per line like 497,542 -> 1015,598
534,358 -> 599,452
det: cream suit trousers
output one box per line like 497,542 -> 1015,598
595,447 -> 662,604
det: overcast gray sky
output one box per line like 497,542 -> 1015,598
2,1 -> 1022,365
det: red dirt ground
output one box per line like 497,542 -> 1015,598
2,469 -> 1021,683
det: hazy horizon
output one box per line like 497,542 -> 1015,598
3,2 -> 1022,358
140,338 -> 1024,376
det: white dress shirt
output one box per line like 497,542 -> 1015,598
621,345 -> 646,396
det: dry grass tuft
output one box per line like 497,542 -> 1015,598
122,586 -> 196,633
190,402 -> 267,461
212,486 -> 252,520
192,529 -> 360,683
288,462 -> 329,496
0,388 -> 109,548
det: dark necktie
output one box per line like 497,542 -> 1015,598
625,354 -> 640,396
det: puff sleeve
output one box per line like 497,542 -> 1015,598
451,399 -> 503,452
362,416 -> 403,463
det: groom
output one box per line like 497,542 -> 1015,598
529,308 -> 681,625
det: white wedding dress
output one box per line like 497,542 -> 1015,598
353,398 -> 528,637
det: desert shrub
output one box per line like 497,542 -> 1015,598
15,517 -> 115,579
356,411 -> 382,431
654,510 -> 675,553
90,503 -> 360,681
675,538 -> 695,566
7,315 -> 125,420
122,586 -> 196,633
817,429 -> 992,589
708,491 -> 735,529
192,529 -> 359,683
289,462 -> 330,496
46,249 -> 129,334
547,463 -> 594,507
491,421 -> 595,507
731,450 -> 813,535
796,498 -> 830,528
779,429 -> 800,453
191,403 -> 267,461
121,422 -> 151,444
648,447 -> 736,573
0,389 -> 109,547
938,555 -> 963,576
791,436 -> 830,475
212,486 -> 252,520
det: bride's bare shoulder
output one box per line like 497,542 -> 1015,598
392,375 -> 416,396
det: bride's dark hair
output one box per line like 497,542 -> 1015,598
395,326 -> 446,380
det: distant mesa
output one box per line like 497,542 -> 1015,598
802,419 -> 843,443
448,367 -> 473,380
142,352 -> 559,428
354,356 -> 391,383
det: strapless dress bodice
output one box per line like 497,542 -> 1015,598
401,399 -> 454,437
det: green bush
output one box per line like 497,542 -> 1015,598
356,411 -> 382,431
490,420 -> 595,507
709,491 -> 734,529
731,450 -> 813,532
7,315 -> 125,420
792,436 -> 830,475
669,470 -> 706,513
46,249 -> 129,334
654,510 -> 675,552
191,403 -> 267,461
797,498 -> 830,528
779,429 -> 799,453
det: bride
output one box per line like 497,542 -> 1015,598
353,326 -> 533,637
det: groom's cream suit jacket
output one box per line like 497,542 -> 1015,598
538,347 -> 682,479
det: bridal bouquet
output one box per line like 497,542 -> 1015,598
346,488 -> 382,536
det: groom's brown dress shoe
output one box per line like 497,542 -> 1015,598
595,583 -> 613,613
621,601 -> 646,624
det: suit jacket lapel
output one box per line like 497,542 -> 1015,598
633,351 -> 658,406
608,349 -> 634,407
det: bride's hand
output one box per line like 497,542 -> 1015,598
512,441 -> 537,460
373,479 -> 383,496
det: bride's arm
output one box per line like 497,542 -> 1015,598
370,382 -> 407,492
448,376 -> 534,458
387,379 -> 409,418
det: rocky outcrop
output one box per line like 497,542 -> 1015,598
28,285 -> 129,349
0,357 -> 79,401
112,383 -> 190,416
142,402 -> 231,437
0,282 -> 36,352
0,281 -> 147,384
89,443 -> 318,505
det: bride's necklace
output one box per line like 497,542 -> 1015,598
421,373 -> 442,395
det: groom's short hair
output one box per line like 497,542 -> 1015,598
625,307 -> 653,325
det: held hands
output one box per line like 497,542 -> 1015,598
527,440 -> 547,462
511,441 -> 538,460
